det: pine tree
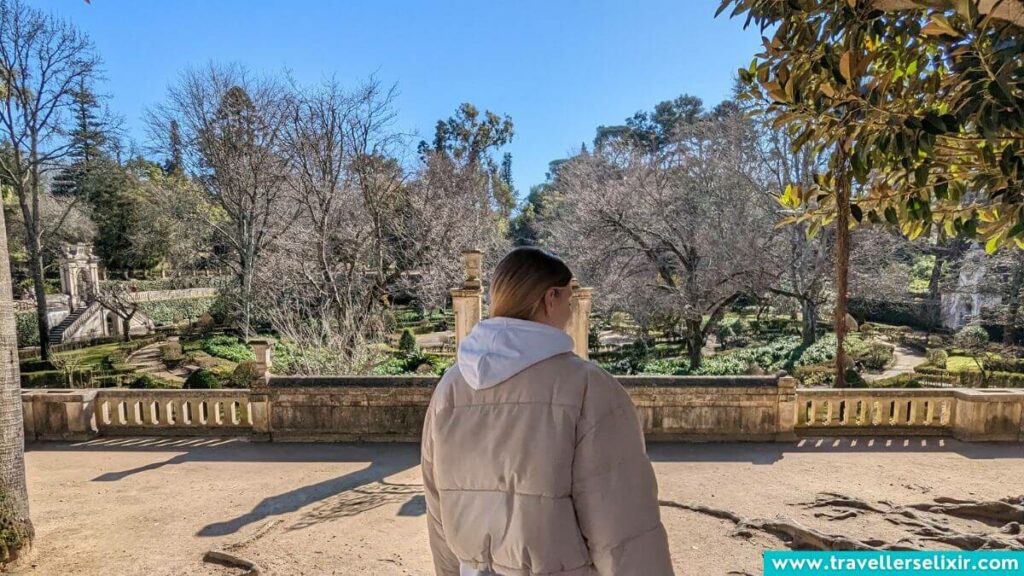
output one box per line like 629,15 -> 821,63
51,78 -> 108,199
163,120 -> 183,175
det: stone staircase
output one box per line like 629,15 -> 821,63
47,307 -> 88,344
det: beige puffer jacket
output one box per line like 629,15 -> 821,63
421,317 -> 674,576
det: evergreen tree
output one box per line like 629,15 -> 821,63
51,78 -> 108,199
163,120 -> 184,175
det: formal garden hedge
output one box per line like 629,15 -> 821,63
136,297 -> 216,326
98,275 -> 229,292
595,332 -> 893,378
849,297 -> 940,330
15,312 -> 38,347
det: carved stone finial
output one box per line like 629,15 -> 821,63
461,249 -> 483,290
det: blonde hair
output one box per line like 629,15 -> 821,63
489,247 -> 573,320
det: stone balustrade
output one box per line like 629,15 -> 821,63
795,389 -> 956,434
795,387 -> 1024,442
127,287 -> 218,302
22,380 -> 1024,443
23,388 -> 267,441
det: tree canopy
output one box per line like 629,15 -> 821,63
722,0 -> 1024,252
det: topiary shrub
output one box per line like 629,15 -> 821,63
183,369 -> 222,389
160,342 -> 185,368
954,324 -> 990,351
129,374 -> 175,389
926,348 -> 949,369
861,342 -> 894,370
983,355 -> 1024,373
201,335 -> 254,363
398,329 -> 417,356
871,373 -> 925,388
793,364 -> 866,388
228,361 -> 261,388
15,311 -> 38,347
615,337 -> 652,374
793,363 -> 834,387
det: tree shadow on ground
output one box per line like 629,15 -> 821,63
29,438 -> 423,536
288,479 -> 424,531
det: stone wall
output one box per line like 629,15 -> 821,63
251,374 -> 792,442
65,302 -> 153,343
128,287 -> 218,303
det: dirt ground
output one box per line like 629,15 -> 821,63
12,437 -> 1024,575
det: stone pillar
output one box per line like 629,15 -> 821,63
247,339 -> 273,440
951,389 -> 1024,442
775,376 -> 798,442
451,249 -> 484,356
250,339 -> 273,384
24,389 -> 97,441
22,393 -> 36,442
567,278 -> 593,360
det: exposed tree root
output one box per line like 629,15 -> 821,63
805,492 -> 886,514
223,519 -> 281,552
658,499 -> 742,523
203,550 -> 262,575
735,517 -> 880,551
661,492 -> 1024,553
906,496 -> 1024,525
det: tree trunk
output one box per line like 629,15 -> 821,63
26,235 -> 49,362
927,253 -> 945,301
686,319 -> 703,370
0,208 -> 34,565
121,316 -> 132,343
1002,256 -> 1024,346
834,158 -> 851,389
801,299 -> 818,347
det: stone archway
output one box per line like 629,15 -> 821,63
105,311 -> 120,338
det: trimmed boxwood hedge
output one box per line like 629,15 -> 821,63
20,369 -> 93,388
137,297 -> 216,326
15,311 -> 38,347
184,369 -> 222,389
848,297 -> 940,330
913,365 -> 1024,387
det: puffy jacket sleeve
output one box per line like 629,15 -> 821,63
572,367 -> 674,575
421,397 -> 461,576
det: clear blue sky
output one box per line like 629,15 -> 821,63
33,0 -> 763,195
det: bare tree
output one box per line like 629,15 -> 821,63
271,78 -> 409,365
84,281 -> 139,342
148,63 -> 293,338
543,107 -> 776,369
405,151 -> 511,310
751,109 -> 833,345
0,0 -> 100,360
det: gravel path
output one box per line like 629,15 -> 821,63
14,438 -> 1024,575
126,338 -> 190,384
863,344 -> 928,382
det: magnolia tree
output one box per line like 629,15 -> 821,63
722,0 -> 1024,385
542,106 -> 777,369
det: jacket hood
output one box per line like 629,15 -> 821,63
457,317 -> 575,390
